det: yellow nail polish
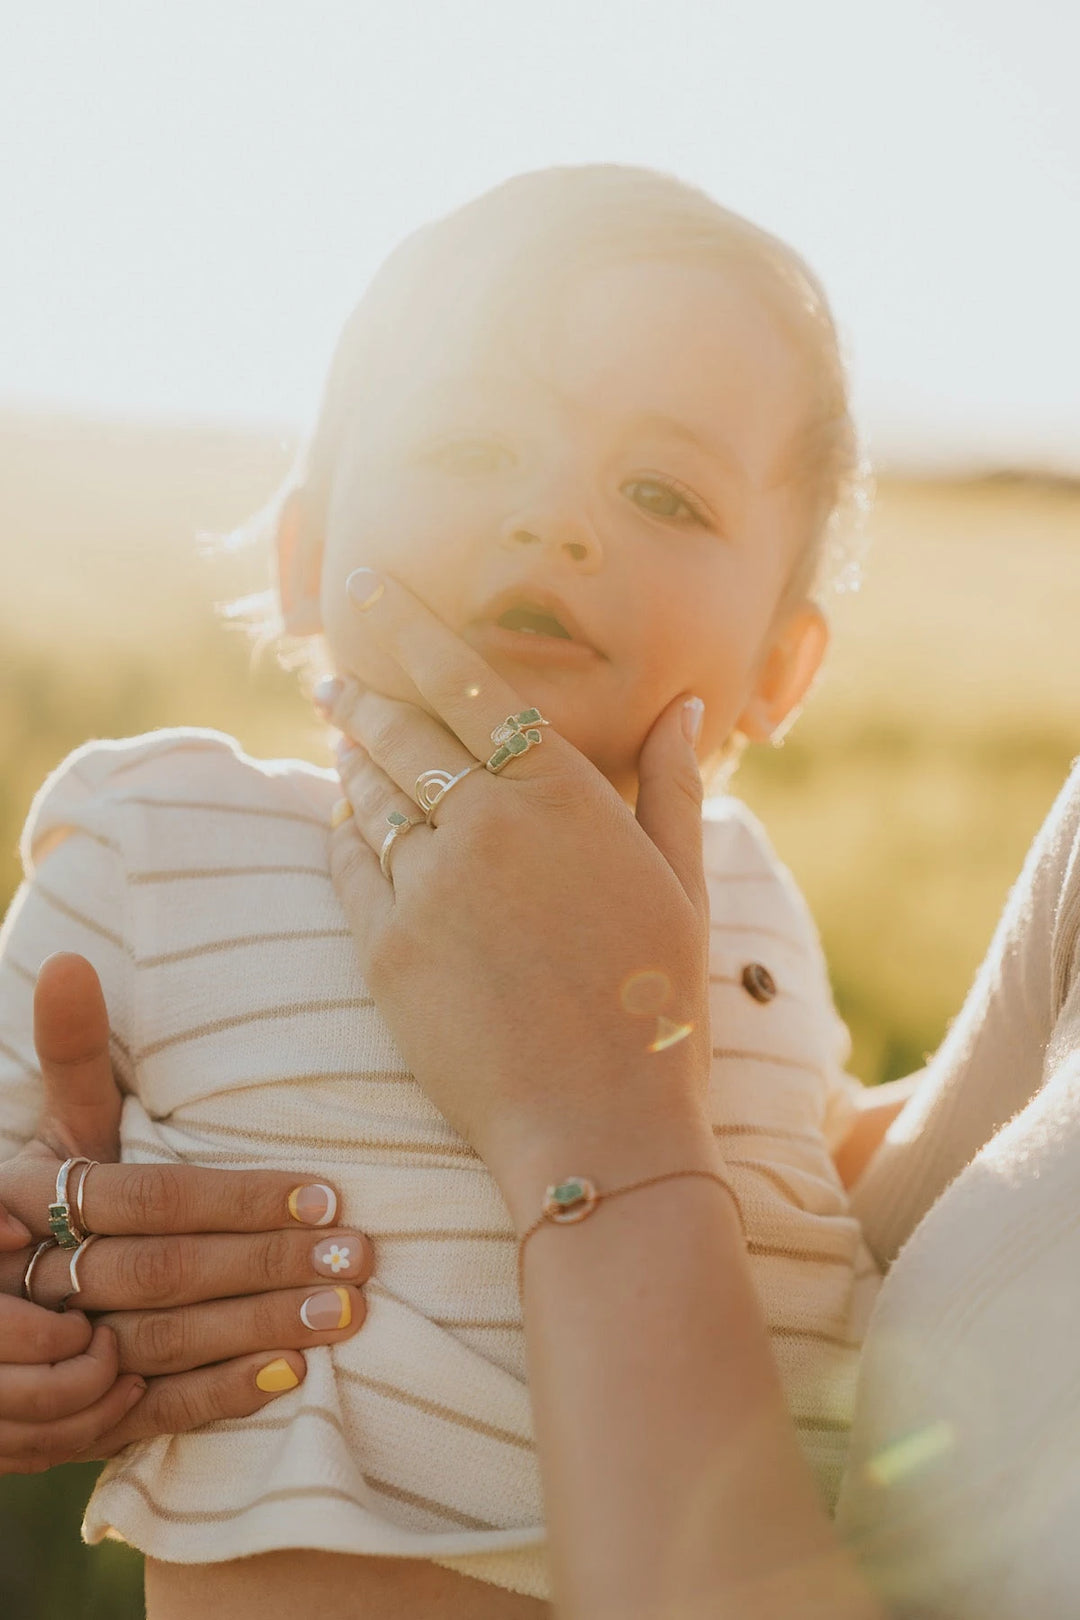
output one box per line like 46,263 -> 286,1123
333,1286 -> 352,1329
330,798 -> 353,829
255,1358 -> 301,1393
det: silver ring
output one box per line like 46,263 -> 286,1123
415,762 -> 484,825
379,810 -> 422,881
48,1157 -> 93,1249
59,1233 -> 101,1313
74,1160 -> 98,1237
22,1239 -> 58,1306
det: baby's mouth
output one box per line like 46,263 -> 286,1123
495,604 -> 573,639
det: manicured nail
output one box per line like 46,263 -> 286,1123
346,568 -> 384,610
329,798 -> 353,830
313,1236 -> 362,1278
313,676 -> 343,716
682,696 -> 705,746
255,1357 -> 301,1393
300,1286 -> 352,1331
287,1184 -> 338,1227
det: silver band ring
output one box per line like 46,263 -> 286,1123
379,810 -> 422,881
23,1239 -> 58,1306
59,1233 -> 102,1313
49,1157 -> 93,1249
415,762 -> 484,825
74,1160 -> 98,1238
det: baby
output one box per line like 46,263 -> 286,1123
0,166 -> 878,1612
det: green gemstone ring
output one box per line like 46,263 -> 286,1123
485,709 -> 550,774
542,1177 -> 598,1224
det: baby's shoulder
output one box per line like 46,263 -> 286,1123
22,727 -> 336,876
701,793 -> 823,954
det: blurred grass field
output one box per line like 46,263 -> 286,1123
0,409 -> 1077,1616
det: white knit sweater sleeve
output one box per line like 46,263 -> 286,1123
837,763 -> 1080,1617
850,763 -> 1080,1267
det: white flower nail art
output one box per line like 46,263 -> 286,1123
323,1243 -> 352,1274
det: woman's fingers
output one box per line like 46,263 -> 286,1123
0,1225 -> 372,1312
0,1292 -> 94,1364
338,569 -> 567,773
635,694 -> 709,916
0,1152 -> 343,1247
0,1320 -> 119,1423
88,1350 -> 309,1460
101,1283 -> 365,1377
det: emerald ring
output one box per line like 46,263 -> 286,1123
485,709 -> 550,774
48,1157 -> 94,1249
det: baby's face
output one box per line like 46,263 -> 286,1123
319,258 -> 819,795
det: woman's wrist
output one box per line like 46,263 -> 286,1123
484,1092 -> 720,1235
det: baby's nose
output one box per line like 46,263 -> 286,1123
499,505 -> 603,571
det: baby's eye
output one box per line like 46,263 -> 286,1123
420,438 -> 516,476
621,477 -> 709,525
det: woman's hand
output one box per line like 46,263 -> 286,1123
0,954 -> 372,1474
320,569 -> 715,1217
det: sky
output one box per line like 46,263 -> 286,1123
1,1 -> 1078,473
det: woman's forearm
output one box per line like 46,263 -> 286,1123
500,1116 -> 884,1620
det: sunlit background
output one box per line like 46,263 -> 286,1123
2,4 -> 1078,1615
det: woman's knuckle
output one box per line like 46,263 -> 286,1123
257,1228 -> 296,1288
120,1167 -> 187,1232
130,1241 -> 184,1305
135,1309 -> 187,1370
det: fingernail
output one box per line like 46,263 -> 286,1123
300,1286 -> 352,1331
124,1378 -> 148,1412
681,696 -> 705,746
255,1357 -> 301,1393
313,676 -> 343,716
330,798 -> 353,830
313,1236 -> 363,1279
334,735 -> 360,766
346,568 -> 384,610
287,1184 -> 338,1227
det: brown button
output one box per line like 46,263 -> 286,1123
741,963 -> 777,1003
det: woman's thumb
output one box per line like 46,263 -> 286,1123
636,695 -> 707,909
33,953 -> 123,1163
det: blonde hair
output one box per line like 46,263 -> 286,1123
228,164 -> 868,649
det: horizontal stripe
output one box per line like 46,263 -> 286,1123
704,870 -> 775,885
202,1402 -> 347,1441
709,972 -> 794,1001
338,1368 -> 534,1452
137,927 -> 352,969
713,1122 -> 820,1149
130,864 -> 330,885
431,1316 -> 522,1331
137,997 -> 375,1059
769,1324 -> 859,1350
0,1037 -> 39,1083
727,1158 -> 809,1210
7,958 -> 35,989
146,1069 -> 414,1119
791,1413 -> 853,1434
119,795 -> 327,829
106,741 -> 243,779
710,920 -> 802,950
104,1467 -> 496,1532
166,1114 -> 479,1160
373,1229 -> 512,1243
35,884 -> 125,950
712,1048 -> 826,1080
746,1241 -> 854,1268
365,1472 -> 499,1532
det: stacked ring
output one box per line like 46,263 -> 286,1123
22,1240 -> 58,1306
379,810 -> 423,881
48,1157 -> 95,1249
414,762 -> 485,824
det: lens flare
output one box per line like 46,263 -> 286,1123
864,1420 -> 954,1488
619,968 -> 672,1016
647,1015 -> 694,1053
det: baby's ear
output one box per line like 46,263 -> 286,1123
275,488 -> 325,636
737,600 -> 829,743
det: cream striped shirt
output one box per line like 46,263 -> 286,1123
0,729 -> 877,1601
